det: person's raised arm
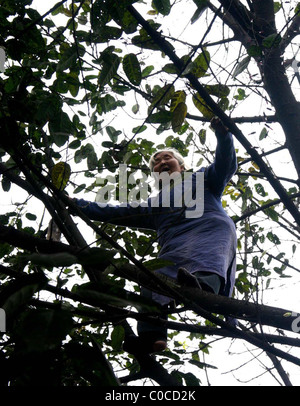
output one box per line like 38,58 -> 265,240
206,117 -> 238,197
70,197 -> 156,230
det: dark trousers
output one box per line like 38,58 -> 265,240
138,271 -> 222,343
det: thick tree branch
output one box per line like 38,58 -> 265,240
215,1 -> 300,180
187,113 -> 278,124
262,48 -> 300,180
251,0 -> 277,38
207,1 -> 253,45
0,163 -> 36,196
1,223 -> 299,335
2,260 -> 300,370
28,296 -> 300,349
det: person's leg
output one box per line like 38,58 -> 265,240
193,271 -> 238,326
124,271 -> 223,354
123,286 -> 169,354
136,286 -> 168,352
193,271 -> 222,294
177,267 -> 222,294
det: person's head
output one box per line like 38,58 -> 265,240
149,148 -> 186,175
148,148 -> 187,189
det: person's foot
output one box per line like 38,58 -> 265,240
152,340 -> 167,352
177,267 -> 202,289
123,335 -> 167,355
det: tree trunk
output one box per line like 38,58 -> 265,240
262,48 -> 300,180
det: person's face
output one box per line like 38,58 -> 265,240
152,151 -> 184,175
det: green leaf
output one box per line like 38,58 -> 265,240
148,84 -> 175,112
132,103 -> 139,114
111,325 -> 125,351
274,2 -> 282,13
152,0 -> 171,16
132,22 -> 164,51
262,34 -> 282,49
233,56 -> 251,78
132,124 -> 147,134
1,177 -> 11,192
25,213 -> 37,221
171,102 -> 187,133
259,127 -> 268,140
180,371 -> 201,386
189,50 -> 210,77
73,183 -> 86,194
49,111 -> 74,147
98,53 -> 120,87
86,147 -> 98,171
162,62 -> 179,75
191,0 -> 208,24
57,44 -> 85,73
147,110 -> 173,124
247,45 -> 262,58
51,162 -> 71,190
142,65 -> 155,77
267,231 -> 281,245
92,26 -> 123,43
33,92 -> 61,126
192,93 -> 214,119
170,90 -> 186,112
96,94 -> 125,115
205,84 -> 230,98
255,183 -> 267,197
69,139 -> 81,150
65,71 -> 80,97
106,125 -> 121,142
14,308 -> 73,352
265,206 -> 279,221
198,129 -> 206,145
75,143 -> 98,170
234,88 -> 247,100
123,53 -> 142,86
112,7 -> 139,34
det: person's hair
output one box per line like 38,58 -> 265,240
148,148 -> 186,172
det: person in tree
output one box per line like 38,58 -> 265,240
71,117 -> 238,354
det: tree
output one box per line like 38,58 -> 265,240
0,0 -> 300,386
